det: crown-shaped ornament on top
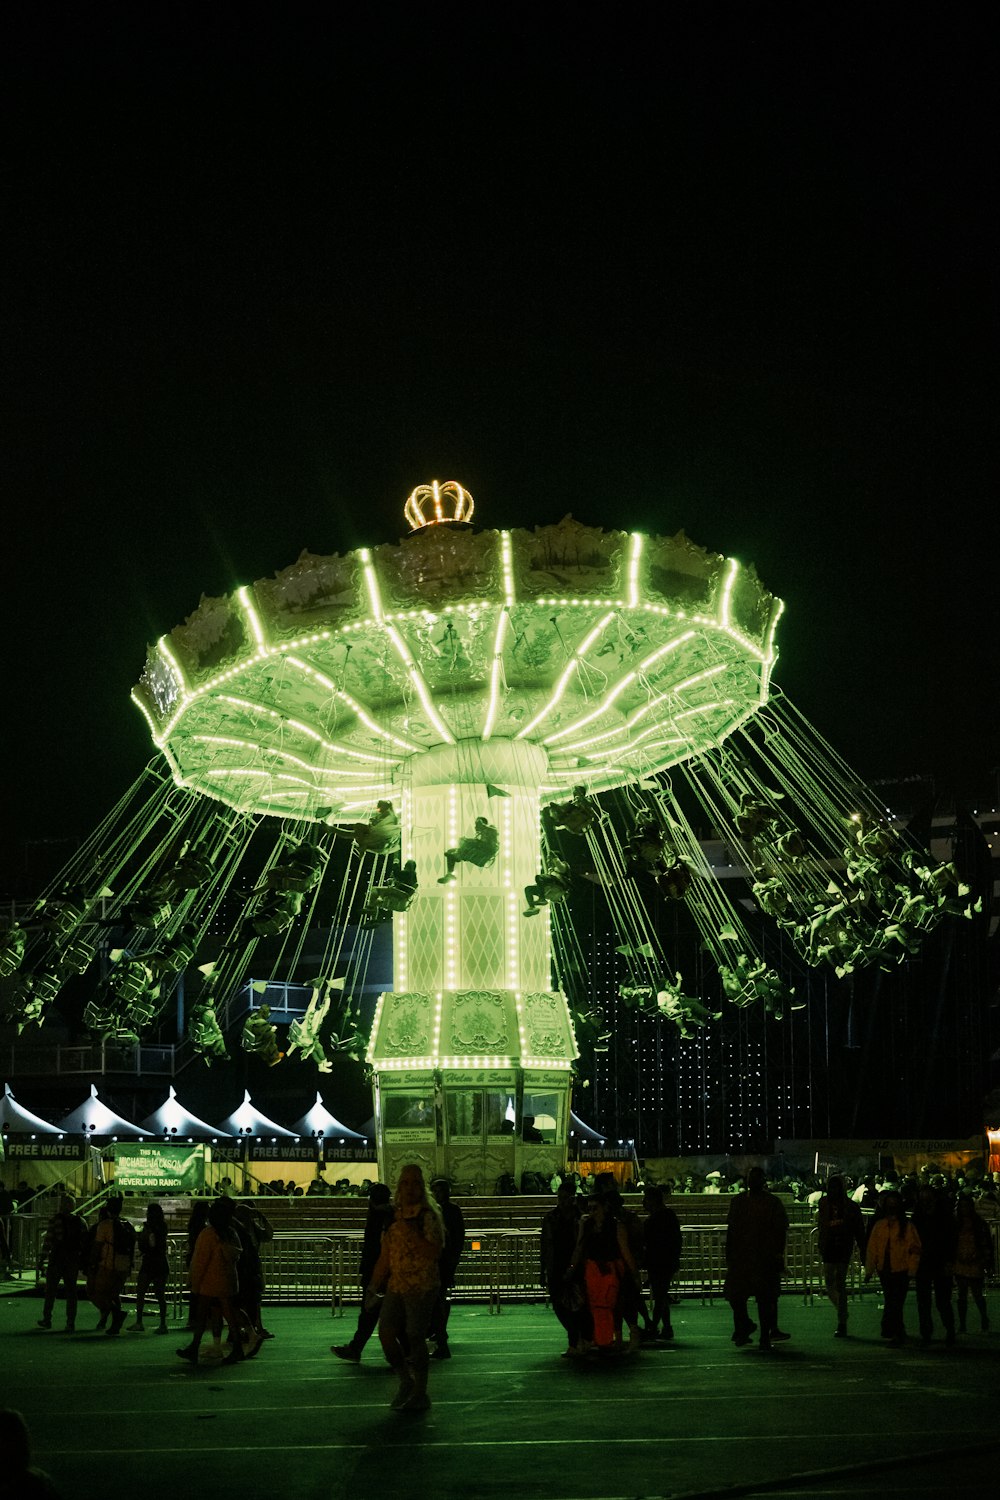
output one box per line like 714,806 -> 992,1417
404,479 -> 475,532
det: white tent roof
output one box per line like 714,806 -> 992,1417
141,1086 -> 234,1139
217,1089 -> 298,1139
569,1110 -> 607,1143
57,1084 -> 153,1137
291,1091 -> 368,1140
1,1083 -> 63,1135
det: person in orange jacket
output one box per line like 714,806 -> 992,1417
864,1191 -> 921,1345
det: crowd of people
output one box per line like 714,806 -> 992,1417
539,1166 -> 997,1357
16,1160 -> 997,1418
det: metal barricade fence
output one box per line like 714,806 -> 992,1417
260,1232 -> 336,1303
24,1204 -> 994,1313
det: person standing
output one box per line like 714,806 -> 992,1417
131,1202 -> 171,1333
724,1167 -> 790,1351
0,1183 -> 15,1280
429,1177 -> 466,1359
182,1200 -> 210,1329
569,1187 -> 638,1353
37,1195 -> 86,1332
641,1184 -> 682,1341
912,1186 -> 957,1346
233,1200 -> 273,1354
541,1178 -> 585,1354
864,1191 -> 921,1344
87,1196 -> 135,1336
331,1183 -> 395,1363
367,1164 -> 444,1413
176,1196 -> 249,1366
953,1194 -> 993,1333
816,1175 -> 866,1337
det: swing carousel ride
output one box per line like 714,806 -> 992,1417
0,482 -> 977,1186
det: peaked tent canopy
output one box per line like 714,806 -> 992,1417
57,1084 -> 154,1138
0,1083 -> 63,1135
569,1111 -> 607,1144
217,1090 -> 298,1139
141,1086 -> 234,1140
292,1092 -> 369,1141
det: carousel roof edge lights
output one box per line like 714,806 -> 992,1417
133,502 -> 783,820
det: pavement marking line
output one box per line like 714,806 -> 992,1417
42,1433 -> 995,1458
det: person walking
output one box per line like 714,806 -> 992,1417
570,1185 -> 638,1354
332,1183 -> 395,1363
953,1194 -> 993,1333
367,1164 -> 444,1413
176,1196 -> 249,1366
864,1191 -> 921,1345
182,1199 -> 210,1329
541,1178 -> 585,1355
724,1167 -> 789,1351
816,1175 -> 866,1337
641,1184 -> 682,1341
233,1200 -> 273,1354
37,1195 -> 86,1333
131,1202 -> 170,1333
86,1196 -> 135,1337
912,1186 -> 957,1346
429,1177 -> 466,1359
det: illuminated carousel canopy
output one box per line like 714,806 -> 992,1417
132,504 -> 783,818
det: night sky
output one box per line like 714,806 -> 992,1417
3,3 -> 995,895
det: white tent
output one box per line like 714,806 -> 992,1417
141,1086 -> 234,1139
569,1110 -> 607,1144
216,1089 -> 298,1138
291,1091 -> 369,1140
0,1083 -> 63,1135
57,1084 -> 153,1138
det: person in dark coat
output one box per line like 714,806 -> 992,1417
724,1167 -> 789,1351
641,1184 -> 682,1340
541,1178 -> 585,1354
953,1194 -> 993,1333
912,1185 -> 957,1345
37,1195 -> 86,1332
131,1202 -> 171,1333
816,1175 -> 866,1337
429,1177 -> 466,1358
233,1201 -> 273,1354
331,1183 -> 395,1363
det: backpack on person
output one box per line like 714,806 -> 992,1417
112,1218 -> 136,1275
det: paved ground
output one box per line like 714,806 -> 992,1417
1,1283 -> 997,1500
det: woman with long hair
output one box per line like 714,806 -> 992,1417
864,1192 -> 921,1344
367,1164 -> 444,1412
569,1185 -> 639,1354
176,1196 -> 251,1367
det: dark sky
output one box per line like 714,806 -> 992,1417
2,2 -> 996,892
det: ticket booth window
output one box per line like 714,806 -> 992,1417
521,1089 -> 562,1144
446,1089 -> 514,1141
383,1093 -> 436,1132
